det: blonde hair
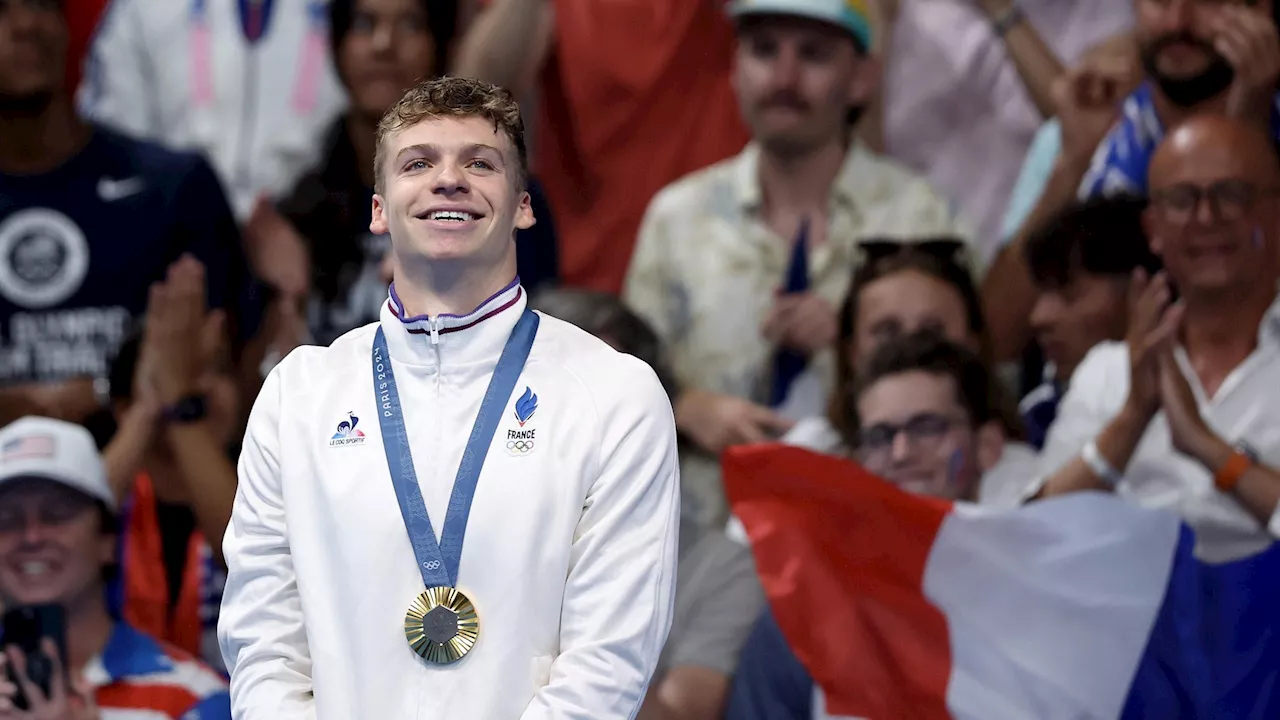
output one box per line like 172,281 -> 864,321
373,76 -> 528,194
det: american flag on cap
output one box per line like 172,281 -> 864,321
1,434 -> 55,461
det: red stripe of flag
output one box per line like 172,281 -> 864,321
723,444 -> 955,718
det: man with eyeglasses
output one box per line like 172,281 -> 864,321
1033,114 -> 1280,563
725,332 -> 1007,718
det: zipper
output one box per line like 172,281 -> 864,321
429,317 -> 441,345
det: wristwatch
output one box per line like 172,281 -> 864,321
992,2 -> 1025,37
163,395 -> 209,424
1214,440 -> 1260,492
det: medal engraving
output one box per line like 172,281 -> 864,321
405,586 -> 480,664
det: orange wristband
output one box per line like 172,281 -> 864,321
1214,451 -> 1251,492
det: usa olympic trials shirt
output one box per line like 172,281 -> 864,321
0,126 -> 262,387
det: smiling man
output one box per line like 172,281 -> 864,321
218,76 -> 680,719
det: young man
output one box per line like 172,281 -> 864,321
1035,115 -> 1280,564
726,333 -> 1008,718
219,77 -> 680,719
254,0 -> 559,347
0,417 -> 230,719
1021,196 -> 1160,448
0,0 -> 260,429
624,0 -> 969,541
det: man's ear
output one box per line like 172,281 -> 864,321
974,420 -> 1006,474
848,52 -> 881,112
514,190 -> 535,231
370,195 -> 389,236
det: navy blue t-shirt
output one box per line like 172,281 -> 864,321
0,126 -> 261,387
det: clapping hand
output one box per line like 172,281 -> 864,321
143,255 -> 225,406
761,292 -> 838,357
1123,269 -> 1184,420
0,642 -> 99,720
1054,38 -> 1141,164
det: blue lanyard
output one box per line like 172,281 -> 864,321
372,309 -> 540,589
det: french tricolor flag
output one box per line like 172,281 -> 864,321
724,445 -> 1280,719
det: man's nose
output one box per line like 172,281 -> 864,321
432,161 -> 470,195
1030,294 -> 1059,332
890,430 -> 913,463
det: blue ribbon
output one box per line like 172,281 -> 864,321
372,309 -> 539,588
769,219 -> 811,407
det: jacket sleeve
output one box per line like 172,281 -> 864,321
519,359 -> 681,720
76,0 -> 157,138
218,364 -> 316,719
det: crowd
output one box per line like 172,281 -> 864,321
1,0 -> 1278,717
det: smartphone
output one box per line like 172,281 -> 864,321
2,604 -> 68,710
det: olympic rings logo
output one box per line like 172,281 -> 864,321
506,439 -> 535,453
423,560 -> 441,570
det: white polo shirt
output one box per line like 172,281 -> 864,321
1036,295 -> 1280,563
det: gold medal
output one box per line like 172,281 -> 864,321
404,586 -> 480,663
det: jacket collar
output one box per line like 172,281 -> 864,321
380,277 -> 527,368
730,140 -> 872,220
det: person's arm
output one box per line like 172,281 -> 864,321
979,0 -> 1065,118
451,0 -> 553,95
218,365 -> 315,719
519,360 -> 680,720
103,403 -> 158,501
166,422 -> 236,568
0,380 -> 99,427
76,0 -> 156,138
723,612 -> 814,720
983,149 -> 1093,360
639,538 -> 765,720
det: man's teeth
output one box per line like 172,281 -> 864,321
19,561 -> 50,576
428,211 -> 475,222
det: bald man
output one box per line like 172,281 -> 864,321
1031,114 -> 1280,562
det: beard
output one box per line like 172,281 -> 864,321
1141,33 -> 1236,108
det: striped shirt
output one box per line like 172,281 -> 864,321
84,622 -> 230,719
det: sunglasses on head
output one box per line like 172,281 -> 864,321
857,238 -> 968,265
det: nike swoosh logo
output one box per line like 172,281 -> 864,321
97,177 -> 145,202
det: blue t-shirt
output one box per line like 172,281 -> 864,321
725,610 -> 814,720
0,126 -> 261,387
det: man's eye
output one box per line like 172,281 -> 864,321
469,160 -> 494,170
405,159 -> 427,171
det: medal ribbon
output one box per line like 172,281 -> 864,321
372,309 -> 539,589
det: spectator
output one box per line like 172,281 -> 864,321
984,32 -> 1143,361
454,0 -> 750,292
864,0 -> 1132,257
624,0 -> 970,539
725,334 -> 1009,719
531,287 -> 763,720
985,0 -> 1280,361
1035,115 -> 1280,563
101,258 -> 240,672
253,0 -> 558,347
0,0 -> 260,428
1020,196 -> 1161,449
0,417 -> 230,718
777,243 -> 1033,508
78,0 -> 348,221
1079,0 -> 1280,199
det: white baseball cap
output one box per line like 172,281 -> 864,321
0,417 -> 115,511
727,0 -> 873,51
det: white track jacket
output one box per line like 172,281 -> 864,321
218,281 -> 681,719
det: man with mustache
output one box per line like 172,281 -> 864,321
1080,0 -> 1280,197
623,0 -> 971,545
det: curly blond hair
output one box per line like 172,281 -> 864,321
374,76 -> 528,194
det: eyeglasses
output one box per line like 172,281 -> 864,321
1148,179 -> 1264,224
855,412 -> 964,464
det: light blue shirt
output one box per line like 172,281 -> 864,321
999,119 -> 1063,246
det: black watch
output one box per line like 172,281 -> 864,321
163,395 -> 208,424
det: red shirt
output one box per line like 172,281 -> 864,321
537,0 -> 749,292
65,0 -> 112,92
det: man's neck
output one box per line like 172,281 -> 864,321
1181,284 -> 1275,387
0,99 -> 89,176
66,593 -> 114,674
346,110 -> 378,190
757,137 -> 848,241
393,254 -> 519,318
